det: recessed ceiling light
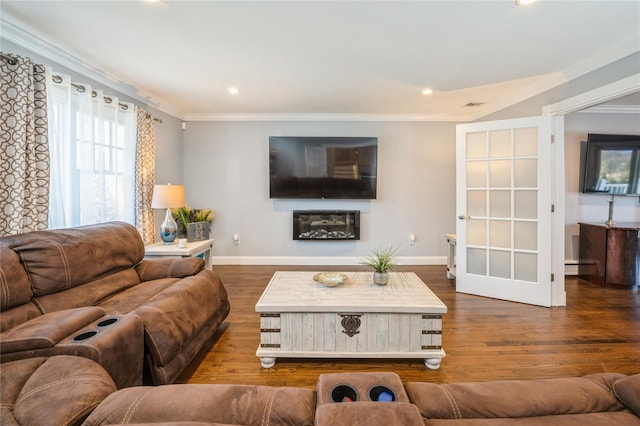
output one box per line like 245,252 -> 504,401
515,0 -> 537,5
228,87 -> 239,95
422,88 -> 433,95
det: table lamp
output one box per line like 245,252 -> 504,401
151,184 -> 186,244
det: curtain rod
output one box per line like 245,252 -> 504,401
50,74 -> 162,123
2,54 -> 162,124
1,52 -> 18,65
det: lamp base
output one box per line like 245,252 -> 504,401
160,208 -> 178,244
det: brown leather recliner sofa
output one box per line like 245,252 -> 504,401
1,356 -> 638,426
0,221 -> 230,387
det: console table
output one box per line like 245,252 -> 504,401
578,223 -> 639,288
144,239 -> 214,269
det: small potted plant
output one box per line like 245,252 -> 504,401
171,206 -> 214,242
360,245 -> 400,285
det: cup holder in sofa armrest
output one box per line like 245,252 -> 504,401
330,384 -> 359,402
96,317 -> 119,327
369,385 -> 396,402
71,330 -> 99,342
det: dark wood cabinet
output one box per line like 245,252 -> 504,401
578,222 -> 640,288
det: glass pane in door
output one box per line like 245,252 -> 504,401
489,190 -> 511,218
467,190 -> 486,217
514,221 -> 537,251
466,132 -> 487,159
514,190 -> 537,219
514,127 -> 537,157
489,129 -> 511,158
467,161 -> 487,187
489,220 -> 510,248
514,158 -> 537,187
467,248 -> 487,275
490,250 -> 511,279
467,219 -> 487,246
489,160 -> 511,187
514,252 -> 537,282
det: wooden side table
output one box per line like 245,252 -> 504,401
144,239 -> 214,269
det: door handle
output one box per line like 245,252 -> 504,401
458,214 -> 470,220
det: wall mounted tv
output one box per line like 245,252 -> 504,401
580,133 -> 640,196
269,136 -> 378,199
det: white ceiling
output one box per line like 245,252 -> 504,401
2,0 -> 639,121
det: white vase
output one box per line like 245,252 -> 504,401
373,272 -> 389,285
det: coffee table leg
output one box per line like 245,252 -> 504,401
424,358 -> 441,370
260,357 -> 276,368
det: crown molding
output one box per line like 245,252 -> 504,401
0,18 -> 184,120
579,104 -> 640,114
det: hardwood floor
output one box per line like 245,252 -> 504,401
177,265 -> 640,389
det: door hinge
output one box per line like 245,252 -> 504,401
551,273 -> 555,282
551,135 -> 555,144
551,204 -> 555,213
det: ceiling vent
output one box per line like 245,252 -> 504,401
464,102 -> 485,107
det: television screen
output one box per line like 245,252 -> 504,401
269,136 -> 378,199
581,133 -> 640,195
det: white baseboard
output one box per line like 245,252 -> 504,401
565,260 -> 579,276
213,255 -> 447,266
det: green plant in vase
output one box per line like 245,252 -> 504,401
360,245 -> 400,285
171,207 -> 214,239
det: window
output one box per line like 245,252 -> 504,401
47,72 -> 135,229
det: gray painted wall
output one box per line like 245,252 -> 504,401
182,121 -> 457,262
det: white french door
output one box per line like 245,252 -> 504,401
455,116 -> 565,307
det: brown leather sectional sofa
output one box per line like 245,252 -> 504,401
1,355 -> 638,425
0,221 -> 230,387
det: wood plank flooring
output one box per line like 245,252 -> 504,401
176,265 -> 640,389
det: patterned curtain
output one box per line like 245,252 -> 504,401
0,53 -> 49,236
135,107 -> 156,245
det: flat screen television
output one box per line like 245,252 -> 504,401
269,136 -> 378,199
580,133 -> 640,195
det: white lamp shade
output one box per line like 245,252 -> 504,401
151,184 -> 186,209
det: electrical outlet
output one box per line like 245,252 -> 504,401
233,233 -> 240,245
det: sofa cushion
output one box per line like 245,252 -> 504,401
1,221 -> 144,296
0,307 -> 105,352
613,374 -> 640,417
0,245 -> 33,310
405,373 -> 628,420
0,356 -> 116,426
83,384 -> 316,426
34,268 -> 141,313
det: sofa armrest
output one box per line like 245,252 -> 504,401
135,258 -> 204,281
83,384 -> 316,426
0,307 -> 105,353
613,374 -> 640,416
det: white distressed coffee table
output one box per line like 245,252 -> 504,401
255,271 -> 447,369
